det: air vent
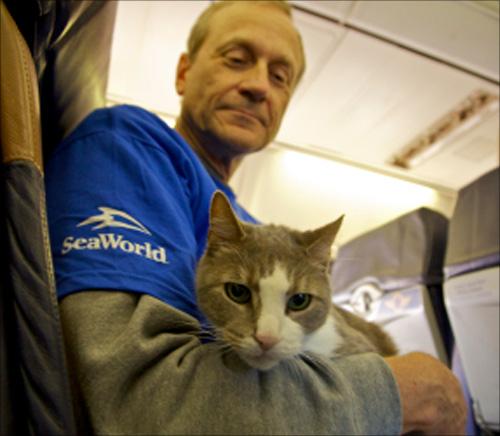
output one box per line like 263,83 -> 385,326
389,90 -> 499,169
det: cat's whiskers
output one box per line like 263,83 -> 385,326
209,330 -> 238,358
166,318 -> 218,342
216,343 -> 234,357
223,331 -> 265,360
210,326 -> 243,354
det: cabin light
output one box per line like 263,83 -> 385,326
280,148 -> 436,210
389,90 -> 499,169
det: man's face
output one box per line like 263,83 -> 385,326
176,2 -> 303,157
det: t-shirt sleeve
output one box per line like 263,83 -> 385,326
45,107 -> 211,321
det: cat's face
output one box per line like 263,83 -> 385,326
196,192 -> 343,370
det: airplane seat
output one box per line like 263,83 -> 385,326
330,208 -> 452,364
443,167 -> 499,433
3,0 -> 117,157
0,1 -> 116,433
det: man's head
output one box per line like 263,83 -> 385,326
175,1 -> 305,177
186,1 -> 305,82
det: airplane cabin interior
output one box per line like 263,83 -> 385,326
1,1 -> 499,434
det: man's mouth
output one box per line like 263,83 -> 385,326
222,107 -> 267,127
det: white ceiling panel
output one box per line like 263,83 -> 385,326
278,24 -> 495,158
290,0 -> 356,22
287,10 -> 346,103
349,0 -> 500,82
294,0 -> 500,82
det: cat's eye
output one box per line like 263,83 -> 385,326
224,282 -> 251,304
287,293 -> 312,311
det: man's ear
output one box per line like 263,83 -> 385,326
175,53 -> 191,96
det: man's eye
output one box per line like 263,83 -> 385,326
272,73 -> 285,83
225,52 -> 248,66
271,69 -> 289,86
228,57 -> 245,65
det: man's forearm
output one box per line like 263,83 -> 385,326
60,291 -> 401,434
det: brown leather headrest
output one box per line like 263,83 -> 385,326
1,0 -> 43,173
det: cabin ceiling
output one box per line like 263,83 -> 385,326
107,0 -> 499,192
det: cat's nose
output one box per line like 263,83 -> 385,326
254,333 -> 280,351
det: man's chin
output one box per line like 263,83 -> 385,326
218,130 -> 269,154
208,114 -> 273,152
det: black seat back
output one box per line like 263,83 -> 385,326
444,167 -> 499,432
331,208 -> 452,363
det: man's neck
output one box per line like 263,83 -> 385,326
175,119 -> 241,184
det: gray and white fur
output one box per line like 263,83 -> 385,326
196,191 -> 397,370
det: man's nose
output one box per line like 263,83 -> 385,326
238,62 -> 270,103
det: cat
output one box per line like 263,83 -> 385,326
196,191 -> 397,370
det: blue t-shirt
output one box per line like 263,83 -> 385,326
45,105 -> 258,323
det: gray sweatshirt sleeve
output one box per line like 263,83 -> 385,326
60,291 -> 402,435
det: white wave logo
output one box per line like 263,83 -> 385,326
61,206 -> 168,264
77,207 -> 152,235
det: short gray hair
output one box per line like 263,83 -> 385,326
186,0 -> 306,84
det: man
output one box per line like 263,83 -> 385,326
45,1 -> 466,433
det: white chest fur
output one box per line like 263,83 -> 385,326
302,315 -> 343,356
257,263 -> 343,357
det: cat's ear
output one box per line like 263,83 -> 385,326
304,215 -> 344,267
208,191 -> 245,244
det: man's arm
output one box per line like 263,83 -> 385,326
60,291 -> 402,434
386,352 -> 467,435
